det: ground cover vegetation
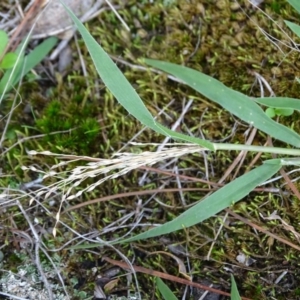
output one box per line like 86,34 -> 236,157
1,0 -> 300,299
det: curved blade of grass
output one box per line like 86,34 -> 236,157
231,275 -> 241,300
255,97 -> 300,110
156,278 -> 178,300
119,161 -> 281,242
60,1 -> 214,150
144,59 -> 300,148
287,0 -> 300,14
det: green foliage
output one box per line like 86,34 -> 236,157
63,0 -> 300,246
155,276 -> 243,300
255,97 -> 300,118
231,275 -> 242,300
257,0 -> 300,120
0,30 -> 17,70
0,30 -> 57,98
0,52 -> 18,69
144,59 -> 300,147
156,278 -> 178,300
5,0 -> 300,298
265,107 -> 294,118
35,99 -> 100,154
31,0 -> 300,298
287,0 -> 300,15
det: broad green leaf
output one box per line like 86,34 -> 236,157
144,59 -> 300,148
0,52 -> 18,69
0,30 -> 8,56
156,278 -> 178,300
119,161 -> 281,242
287,0 -> 300,14
231,275 -> 241,300
284,20 -> 300,39
255,97 -> 300,110
60,1 -> 214,150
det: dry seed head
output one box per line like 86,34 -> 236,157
26,145 -> 205,199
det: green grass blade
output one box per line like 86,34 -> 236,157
284,20 -> 300,39
144,59 -> 300,148
287,0 -> 300,14
156,278 -> 178,300
154,122 -> 214,147
10,37 -> 57,88
21,37 -> 57,80
120,161 -> 281,242
70,160 -> 281,250
60,1 -> 214,150
231,275 -> 241,300
255,97 -> 300,110
0,37 -> 57,94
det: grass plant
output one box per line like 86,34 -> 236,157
0,26 -> 57,154
57,0 -> 300,243
0,32 -> 57,98
57,0 -> 300,297
2,0 -> 300,298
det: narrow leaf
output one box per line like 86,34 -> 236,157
156,278 -> 178,300
144,59 -> 300,148
287,0 -> 300,14
284,20 -> 300,39
0,37 -> 57,94
121,161 -> 281,242
231,275 -> 241,300
60,1 -> 214,150
255,97 -> 300,110
21,37 -> 58,80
